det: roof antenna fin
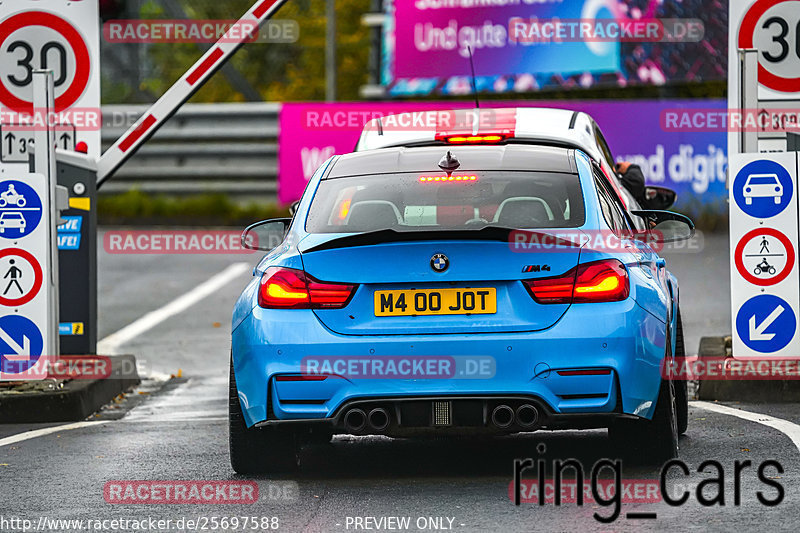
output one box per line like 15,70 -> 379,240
467,45 -> 479,110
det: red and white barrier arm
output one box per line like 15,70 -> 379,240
96,0 -> 290,186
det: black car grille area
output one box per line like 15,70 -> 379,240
400,399 -> 483,427
334,397 -> 553,435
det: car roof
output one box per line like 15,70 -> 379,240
326,144 -> 577,178
354,107 -> 601,161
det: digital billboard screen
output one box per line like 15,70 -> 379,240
383,0 -> 727,96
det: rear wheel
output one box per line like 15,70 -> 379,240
610,378 -> 679,464
229,358 -> 298,474
610,325 -> 680,464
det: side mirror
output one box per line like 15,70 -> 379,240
289,201 -> 301,217
241,218 -> 292,251
644,186 -> 677,210
630,210 -> 694,243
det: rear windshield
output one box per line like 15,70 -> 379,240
305,171 -> 584,234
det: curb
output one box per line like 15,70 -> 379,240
698,379 -> 800,402
696,335 -> 800,402
0,355 -> 140,423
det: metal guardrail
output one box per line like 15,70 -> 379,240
100,103 -> 280,198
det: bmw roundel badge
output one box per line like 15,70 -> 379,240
431,253 -> 449,273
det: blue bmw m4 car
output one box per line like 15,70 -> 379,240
229,143 -> 693,473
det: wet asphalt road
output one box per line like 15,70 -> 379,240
3,230 -> 800,533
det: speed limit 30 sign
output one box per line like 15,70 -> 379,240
738,0 -> 800,93
730,0 -> 800,99
0,1 -> 100,159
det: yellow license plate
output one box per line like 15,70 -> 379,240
374,288 -> 497,316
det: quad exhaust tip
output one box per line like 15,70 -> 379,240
491,405 -> 515,428
343,408 -> 367,432
516,404 -> 539,428
368,408 -> 390,431
344,403 -> 537,431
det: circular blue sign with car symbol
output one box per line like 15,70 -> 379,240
733,160 -> 794,219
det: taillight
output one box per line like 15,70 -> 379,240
258,267 -> 356,309
523,270 -> 575,304
524,259 -> 629,304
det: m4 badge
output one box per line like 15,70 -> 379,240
522,265 -> 551,273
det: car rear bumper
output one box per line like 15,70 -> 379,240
231,298 -> 667,429
254,394 -> 641,437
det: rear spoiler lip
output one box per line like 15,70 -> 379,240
299,227 -> 583,253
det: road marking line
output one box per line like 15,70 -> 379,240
0,265 -> 248,448
97,262 -> 250,355
0,421 -> 109,449
692,401 -> 800,452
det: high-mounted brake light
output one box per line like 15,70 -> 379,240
523,259 -> 629,304
418,175 -> 478,183
258,267 -> 357,309
441,134 -> 509,144
433,108 -> 517,144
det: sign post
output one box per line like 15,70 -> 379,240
0,0 -> 101,354
728,0 -> 800,361
0,70 -> 68,380
729,152 -> 800,359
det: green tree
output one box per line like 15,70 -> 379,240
137,0 -> 370,103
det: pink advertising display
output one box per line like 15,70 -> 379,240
278,100 -> 728,215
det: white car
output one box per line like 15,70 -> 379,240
0,212 -> 26,233
744,173 -> 782,204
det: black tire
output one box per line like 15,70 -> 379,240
675,311 -> 689,435
229,358 -> 298,474
610,378 -> 679,465
610,328 -> 680,464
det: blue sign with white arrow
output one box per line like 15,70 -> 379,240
0,315 -> 43,374
0,180 -> 42,239
736,294 -> 797,353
